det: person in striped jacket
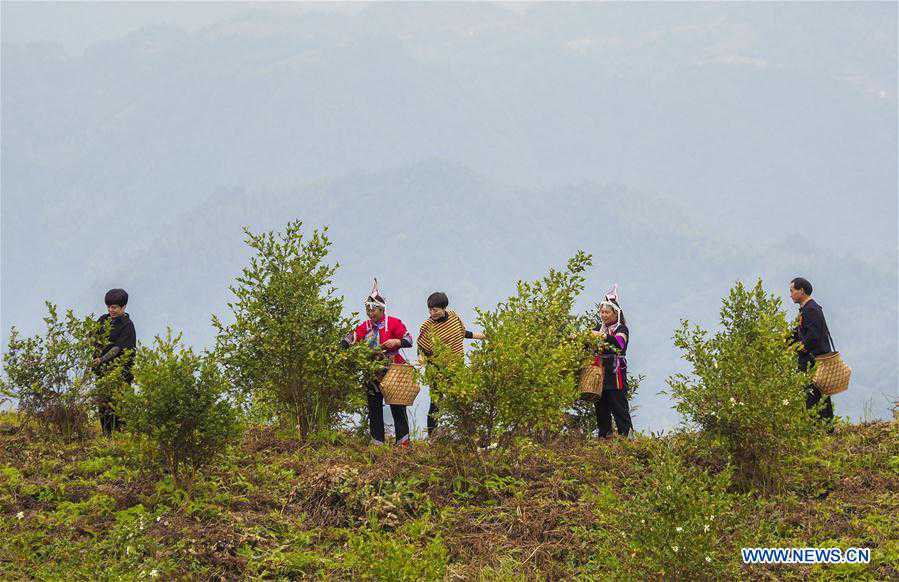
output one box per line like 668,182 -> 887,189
417,292 -> 485,437
590,285 -> 634,439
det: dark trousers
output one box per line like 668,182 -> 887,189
427,401 -> 439,435
97,397 -> 121,436
805,384 -> 834,423
426,373 -> 445,436
367,384 -> 409,443
595,388 -> 632,437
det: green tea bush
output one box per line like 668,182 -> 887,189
123,330 -> 238,481
337,519 -> 448,581
624,447 -> 743,579
423,252 -> 594,446
667,280 -> 817,491
213,221 -> 376,437
1,302 -> 124,437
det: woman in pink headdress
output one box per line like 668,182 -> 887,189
590,285 -> 633,438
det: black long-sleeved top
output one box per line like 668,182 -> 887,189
94,313 -> 137,382
793,299 -> 832,371
593,322 -> 629,391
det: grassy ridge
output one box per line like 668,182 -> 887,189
1,417 -> 896,580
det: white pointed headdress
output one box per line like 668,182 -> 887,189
364,278 -> 387,310
599,284 -> 622,322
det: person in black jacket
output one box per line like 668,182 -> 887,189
790,277 -> 834,423
92,288 -> 137,436
590,285 -> 633,438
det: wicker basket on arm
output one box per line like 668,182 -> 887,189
578,363 -> 604,402
380,363 -> 420,406
812,326 -> 851,396
814,352 -> 851,395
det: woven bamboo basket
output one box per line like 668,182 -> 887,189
814,352 -> 851,395
578,364 -> 604,402
380,363 -> 420,406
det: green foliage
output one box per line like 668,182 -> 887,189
212,221 -> 376,437
623,447 -> 743,579
123,330 -> 239,481
667,280 -> 818,491
0,421 -> 896,579
0,302 -> 124,437
55,493 -> 117,524
423,252 -> 594,446
337,519 -> 448,581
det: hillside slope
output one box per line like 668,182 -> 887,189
0,419 -> 896,579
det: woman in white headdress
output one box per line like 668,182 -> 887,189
344,279 -> 414,446
590,285 -> 633,438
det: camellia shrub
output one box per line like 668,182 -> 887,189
624,446 -> 743,579
1,302 -> 124,438
667,280 -> 817,491
423,252 -> 594,446
213,221 -> 376,437
123,330 -> 238,481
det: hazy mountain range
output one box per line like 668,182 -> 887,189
3,3 -> 896,428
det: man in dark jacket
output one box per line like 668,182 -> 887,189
92,288 -> 137,436
790,277 -> 834,423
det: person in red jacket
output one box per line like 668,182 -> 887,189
344,280 -> 413,445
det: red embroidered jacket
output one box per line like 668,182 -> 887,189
347,315 -> 413,364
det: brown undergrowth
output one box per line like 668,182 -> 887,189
1,417 -> 896,580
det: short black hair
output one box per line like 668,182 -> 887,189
790,277 -> 813,295
427,292 -> 449,309
104,288 -> 129,307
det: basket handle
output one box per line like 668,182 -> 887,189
823,319 -> 836,352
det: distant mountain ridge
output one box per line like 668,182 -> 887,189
76,160 -> 897,430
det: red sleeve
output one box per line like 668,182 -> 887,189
391,317 -> 407,340
352,322 -> 367,343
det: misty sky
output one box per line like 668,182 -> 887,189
3,2 -> 361,53
4,2 -> 250,51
